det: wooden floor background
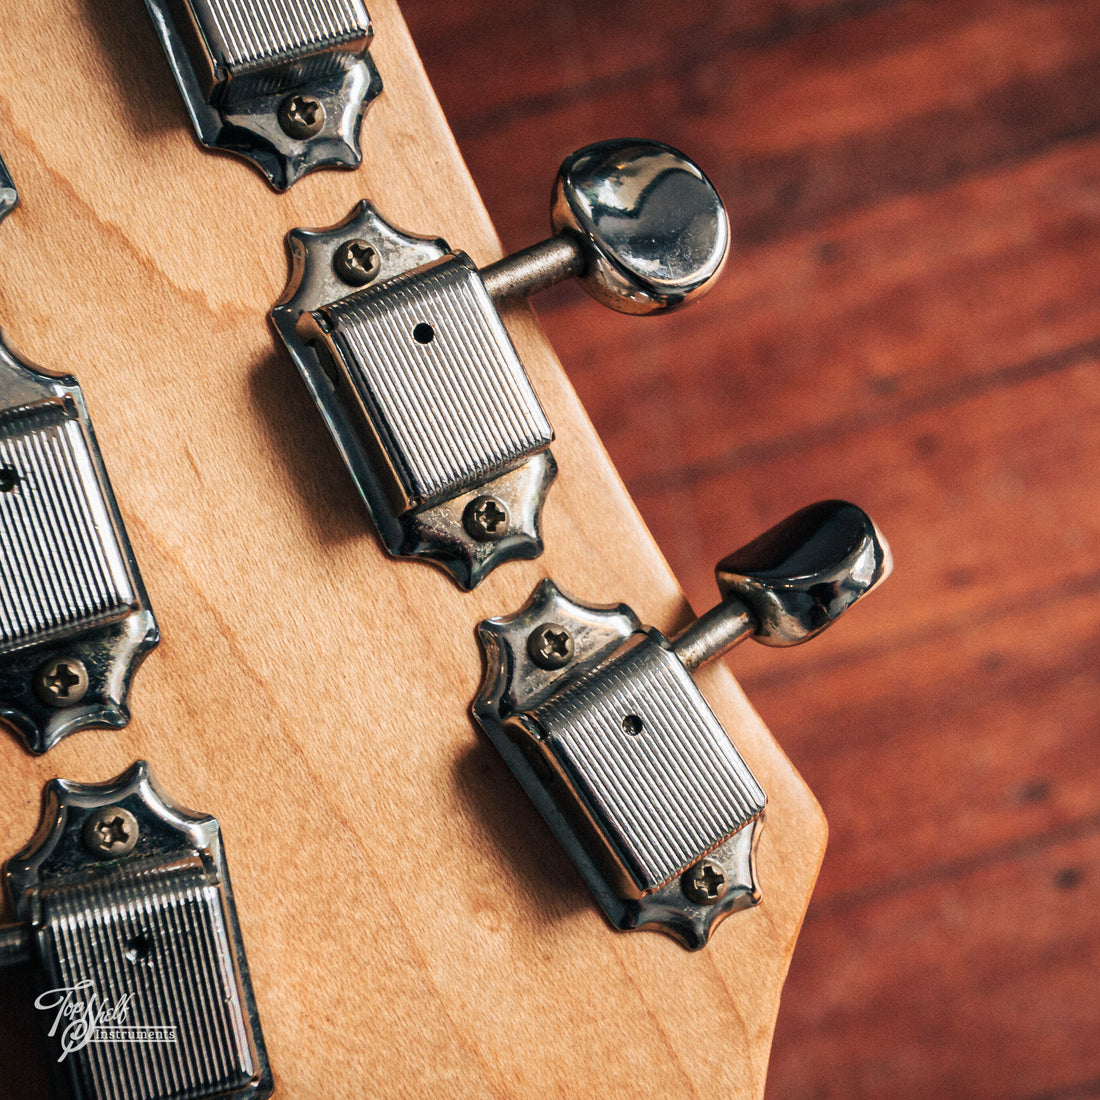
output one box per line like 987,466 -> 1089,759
402,1 -> 1100,1097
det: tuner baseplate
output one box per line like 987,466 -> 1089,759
272,202 -> 556,589
145,0 -> 383,190
0,334 -> 158,754
474,580 -> 763,949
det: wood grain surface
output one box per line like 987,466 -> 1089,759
399,1 -> 1100,1097
0,2 -> 829,1098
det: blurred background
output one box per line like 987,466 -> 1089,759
402,1 -> 1100,1097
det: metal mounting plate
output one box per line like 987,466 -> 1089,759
273,202 -> 556,588
145,0 -> 382,190
474,580 -> 763,949
0,333 -> 157,754
5,761 -> 272,1099
0,153 -> 16,223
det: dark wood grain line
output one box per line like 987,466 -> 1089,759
773,826 -> 1100,1098
1024,1077 -> 1100,1100
807,806 -> 1100,920
436,5 -> 1100,258
630,335 -> 1100,497
731,58 -> 1100,249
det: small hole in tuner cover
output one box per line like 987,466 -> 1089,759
622,715 -> 644,736
0,466 -> 20,492
412,322 -> 435,344
125,934 -> 153,964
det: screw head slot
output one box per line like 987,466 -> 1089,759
682,858 -> 728,906
464,496 -> 510,542
35,657 -> 88,707
527,623 -> 574,670
83,806 -> 139,859
333,239 -> 381,287
278,94 -> 326,139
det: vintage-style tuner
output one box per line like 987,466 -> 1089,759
474,501 -> 891,948
145,0 -> 382,189
0,155 -> 157,754
0,762 -> 272,1099
273,138 -> 729,587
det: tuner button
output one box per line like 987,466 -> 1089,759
551,139 -> 730,315
716,501 -> 892,647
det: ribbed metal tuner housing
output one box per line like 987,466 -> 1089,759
301,253 -> 552,512
0,334 -> 157,755
475,580 -> 766,949
516,633 -> 765,898
0,400 -> 137,656
145,0 -> 382,189
4,761 -> 272,1100
182,0 -> 373,99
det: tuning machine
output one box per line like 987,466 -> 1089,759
0,762 -> 272,1099
273,138 -> 729,588
474,501 -> 891,948
145,0 -> 382,190
0,161 -> 157,754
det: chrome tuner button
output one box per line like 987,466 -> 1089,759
145,0 -> 382,190
473,501 -> 890,949
674,500 -> 893,669
480,138 -> 729,314
273,138 -> 726,587
555,139 -> 730,314
0,762 -> 273,1097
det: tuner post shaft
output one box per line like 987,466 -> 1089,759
480,235 -> 585,302
0,923 -> 31,969
671,600 -> 754,673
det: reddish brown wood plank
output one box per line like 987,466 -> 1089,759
769,827 -> 1100,1099
408,0 -> 1100,254
634,360 -> 1100,655
552,137 -> 1100,497
407,0 -> 897,128
742,577 -> 1100,905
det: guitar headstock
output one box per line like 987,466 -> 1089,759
0,3 -> 838,1095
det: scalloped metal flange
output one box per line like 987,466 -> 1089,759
144,0 -> 382,190
473,579 -> 762,949
0,333 -> 158,755
272,201 -> 555,588
4,761 -> 273,1097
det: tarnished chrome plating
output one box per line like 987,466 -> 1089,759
0,165 -> 157,754
475,580 -> 762,950
272,202 -> 556,589
0,153 -> 16,223
0,761 -> 273,1099
474,501 -> 891,949
145,0 -> 382,190
273,139 -> 727,586
481,138 -> 729,313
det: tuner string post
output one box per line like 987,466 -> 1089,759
480,235 -> 585,302
0,923 -> 31,969
670,598 -> 755,674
